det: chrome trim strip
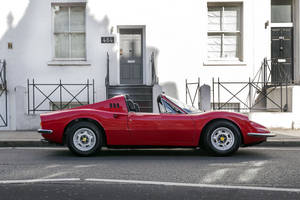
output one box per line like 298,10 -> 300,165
37,129 -> 53,134
247,132 -> 276,137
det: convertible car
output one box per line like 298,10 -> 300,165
38,94 -> 275,156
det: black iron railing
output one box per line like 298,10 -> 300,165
0,59 -> 8,127
212,58 -> 289,112
27,79 -> 95,114
186,78 -> 200,109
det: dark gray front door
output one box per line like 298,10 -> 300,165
271,27 -> 293,83
119,28 -> 143,84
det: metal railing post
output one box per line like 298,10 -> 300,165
249,78 -> 252,112
92,79 -> 95,103
32,79 -> 35,115
286,80 -> 288,112
27,79 -> 30,114
59,79 -> 62,110
198,77 -> 200,109
87,79 -> 90,104
263,57 -> 267,88
3,60 -> 6,89
280,82 -> 283,111
185,79 -> 187,104
218,78 -> 220,110
212,78 -> 215,110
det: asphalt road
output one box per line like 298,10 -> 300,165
0,147 -> 300,200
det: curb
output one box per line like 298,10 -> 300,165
258,141 -> 300,147
0,141 -> 59,147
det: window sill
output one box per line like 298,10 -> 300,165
48,60 -> 91,66
203,61 -> 246,66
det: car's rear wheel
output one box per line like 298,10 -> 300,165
203,120 -> 241,156
66,121 -> 102,156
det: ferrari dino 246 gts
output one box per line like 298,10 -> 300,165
38,94 -> 275,156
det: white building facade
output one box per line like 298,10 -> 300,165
0,0 -> 300,130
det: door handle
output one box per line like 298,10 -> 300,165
113,113 -> 128,119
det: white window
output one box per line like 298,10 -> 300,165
207,3 -> 242,61
52,4 -> 86,60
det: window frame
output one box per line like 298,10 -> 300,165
51,3 -> 87,61
207,2 -> 243,62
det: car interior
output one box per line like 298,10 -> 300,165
125,94 -> 182,114
125,95 -> 141,112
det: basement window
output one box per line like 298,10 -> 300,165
50,102 -> 87,111
211,102 -> 240,112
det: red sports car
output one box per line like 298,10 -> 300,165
38,94 -> 275,156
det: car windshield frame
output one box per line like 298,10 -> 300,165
164,95 -> 201,114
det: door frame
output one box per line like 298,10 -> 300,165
117,25 -> 146,85
294,0 -> 300,84
270,0 -> 297,83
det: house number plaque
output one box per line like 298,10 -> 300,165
101,36 -> 115,44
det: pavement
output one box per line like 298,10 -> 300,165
1,146 -> 300,199
0,129 -> 300,147
0,131 -> 53,147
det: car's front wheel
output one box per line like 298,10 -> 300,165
203,120 -> 241,156
66,121 -> 102,156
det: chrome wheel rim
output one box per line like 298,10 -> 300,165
211,127 -> 235,151
73,128 -> 96,152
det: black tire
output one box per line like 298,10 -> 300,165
202,120 -> 241,156
66,121 -> 102,156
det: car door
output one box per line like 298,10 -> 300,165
158,113 -> 197,146
127,112 -> 161,145
128,111 -> 196,146
156,97 -> 197,146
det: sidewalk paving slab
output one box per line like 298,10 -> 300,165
0,131 -> 56,147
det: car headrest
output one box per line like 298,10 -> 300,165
127,99 -> 136,112
134,103 -> 140,112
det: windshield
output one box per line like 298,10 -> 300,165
165,95 -> 201,114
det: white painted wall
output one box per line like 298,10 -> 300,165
0,0 -> 298,130
249,86 -> 300,129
